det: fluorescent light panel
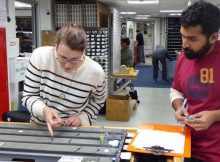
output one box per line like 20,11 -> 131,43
120,12 -> 136,14
135,17 -> 149,19
127,0 -> 159,4
15,1 -> 31,8
136,15 -> 151,17
135,15 -> 150,19
160,10 -> 182,13
169,13 -> 182,16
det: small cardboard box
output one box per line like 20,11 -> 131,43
106,94 -> 132,121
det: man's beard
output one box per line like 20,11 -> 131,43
183,41 -> 212,60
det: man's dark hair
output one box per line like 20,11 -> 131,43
181,1 -> 220,37
121,37 -> 130,46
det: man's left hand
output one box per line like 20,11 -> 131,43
185,111 -> 215,131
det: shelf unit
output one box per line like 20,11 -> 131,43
54,0 -> 111,29
166,18 -> 182,59
85,27 -> 110,94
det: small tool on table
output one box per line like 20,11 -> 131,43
143,145 -> 173,155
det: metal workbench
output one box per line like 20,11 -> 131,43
0,123 -> 127,162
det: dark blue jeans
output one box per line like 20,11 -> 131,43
138,45 -> 145,63
152,56 -> 167,81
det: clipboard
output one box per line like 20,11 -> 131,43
127,123 -> 191,158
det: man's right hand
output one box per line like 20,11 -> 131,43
174,107 -> 189,124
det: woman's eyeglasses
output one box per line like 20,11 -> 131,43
56,54 -> 84,65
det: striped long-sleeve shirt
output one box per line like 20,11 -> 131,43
22,46 -> 107,126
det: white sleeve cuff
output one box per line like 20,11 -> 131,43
78,112 -> 90,126
32,100 -> 46,118
170,88 -> 184,104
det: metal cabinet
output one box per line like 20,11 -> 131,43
0,28 -> 9,119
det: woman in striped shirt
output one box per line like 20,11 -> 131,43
22,24 -> 107,131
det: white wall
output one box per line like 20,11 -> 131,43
154,17 -> 160,50
6,0 -> 16,39
0,0 -> 6,8
15,9 -> 32,17
111,8 -> 121,73
109,8 -> 121,94
126,21 -> 136,39
39,0 -> 52,30
145,23 -> 154,55
0,0 -> 7,27
154,17 -> 166,50
160,18 -> 166,48
4,0 -> 19,111
126,21 -> 136,52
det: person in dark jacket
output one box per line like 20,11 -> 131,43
136,30 -> 145,63
152,46 -> 173,82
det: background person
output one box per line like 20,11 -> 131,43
136,30 -> 145,63
22,24 -> 107,130
121,37 -> 134,67
152,46 -> 173,83
170,1 -> 220,162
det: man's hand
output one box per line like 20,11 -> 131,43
174,107 -> 189,124
185,111 -> 216,131
64,116 -> 82,127
43,106 -> 64,136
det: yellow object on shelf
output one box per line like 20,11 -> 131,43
129,67 -> 134,73
10,102 -> 15,112
118,65 -> 130,74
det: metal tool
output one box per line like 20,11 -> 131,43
143,145 -> 174,155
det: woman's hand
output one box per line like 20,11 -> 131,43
43,106 -> 64,136
64,116 -> 82,127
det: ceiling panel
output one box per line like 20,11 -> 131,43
98,0 -> 220,19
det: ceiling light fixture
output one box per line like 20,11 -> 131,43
135,16 -> 150,19
169,13 -> 182,16
127,0 -> 159,4
120,12 -> 136,14
135,15 -> 150,19
160,10 -> 182,13
187,0 -> 192,6
136,15 -> 151,17
15,1 -> 31,8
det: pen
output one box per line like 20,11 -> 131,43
182,98 -> 195,122
181,98 -> 187,133
181,98 -> 187,109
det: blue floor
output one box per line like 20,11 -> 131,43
132,66 -> 173,88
